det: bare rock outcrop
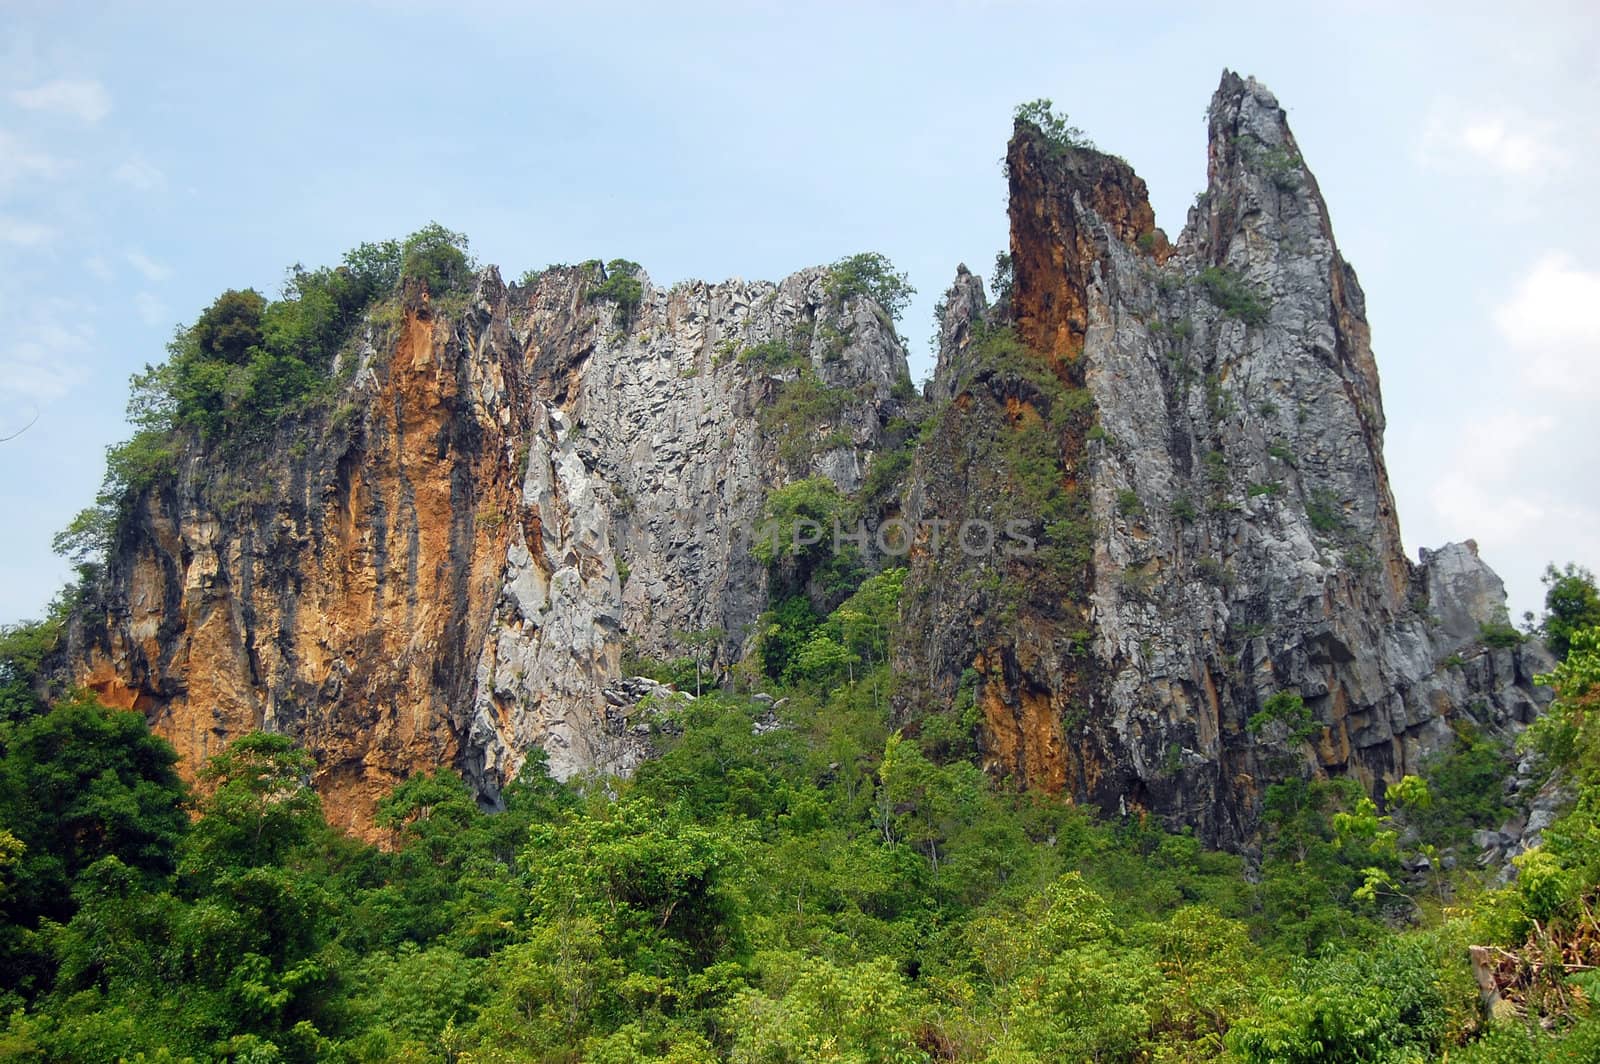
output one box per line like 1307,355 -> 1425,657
893,72 -> 1550,847
68,263 -> 910,834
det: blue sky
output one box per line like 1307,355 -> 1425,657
1,1 -> 1596,624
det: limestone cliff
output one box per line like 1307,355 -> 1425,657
895,72 -> 1549,847
65,71 -> 1549,848
68,264 -> 911,834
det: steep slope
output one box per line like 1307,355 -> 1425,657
68,265 -> 911,833
895,72 -> 1549,847
64,71 -> 1550,848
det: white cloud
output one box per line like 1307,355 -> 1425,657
1419,407 -> 1599,618
0,215 -> 55,246
1458,118 -> 1554,175
1428,470 -> 1547,547
112,156 -> 165,191
10,79 -> 110,123
124,249 -> 171,282
0,304 -> 92,403
84,255 -> 113,281
133,291 -> 167,327
1409,258 -> 1600,616
1417,103 -> 1564,180
0,129 -> 64,191
1492,253 -> 1600,400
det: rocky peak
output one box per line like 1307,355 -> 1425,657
928,264 -> 989,402
63,71 -> 1550,849
896,72 -> 1550,847
1006,123 -> 1161,365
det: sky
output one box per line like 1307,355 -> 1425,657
0,0 -> 1596,625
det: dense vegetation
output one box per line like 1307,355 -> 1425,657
50,224 -> 475,575
2,565 -> 1598,1062
12,216 -> 1599,1058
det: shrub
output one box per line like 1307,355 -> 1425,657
991,250 -> 1014,307
1408,724 -> 1512,847
620,649 -> 701,690
400,222 -> 473,296
758,368 -> 851,467
1479,620 -> 1526,649
1225,941 -> 1452,1063
1195,557 -> 1233,589
1203,449 -> 1229,490
1197,266 -> 1270,325
823,253 -> 914,321
751,477 -> 849,568
738,338 -> 803,372
1204,372 -> 1236,421
1306,488 -> 1347,535
860,445 -> 913,506
1248,691 -> 1318,743
1256,145 -> 1304,191
589,259 -> 644,325
1013,98 -> 1096,155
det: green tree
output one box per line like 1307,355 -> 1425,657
366,767 -> 527,954
0,618 -> 58,725
400,221 -> 473,295
727,954 -> 929,1064
1541,563 -> 1600,660
192,288 -> 266,364
672,627 -> 724,697
752,476 -> 849,569
0,692 -> 187,925
1525,626 -> 1600,787
525,797 -> 747,975
1225,940 -> 1452,1063
183,732 -> 321,877
823,252 -> 915,321
342,942 -> 486,1058
589,258 -> 645,325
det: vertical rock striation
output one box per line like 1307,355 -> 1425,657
66,71 -> 1548,847
69,264 -> 910,833
896,72 -> 1549,847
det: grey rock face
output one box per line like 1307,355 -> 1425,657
68,259 -> 910,824
929,264 -> 989,403
895,71 -> 1552,847
469,264 -> 910,791
67,69 -> 1550,849
1420,541 -> 1514,653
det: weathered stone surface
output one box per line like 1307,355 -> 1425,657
64,70 -> 1549,849
894,71 -> 1551,848
68,263 -> 909,833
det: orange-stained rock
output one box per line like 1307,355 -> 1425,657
64,264 -> 914,837
67,303 -> 526,838
894,72 -> 1553,849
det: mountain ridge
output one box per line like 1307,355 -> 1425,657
57,72 -> 1550,848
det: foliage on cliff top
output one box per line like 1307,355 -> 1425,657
1013,98 -> 1097,156
51,223 -> 473,570
587,258 -> 645,325
823,252 -> 915,321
